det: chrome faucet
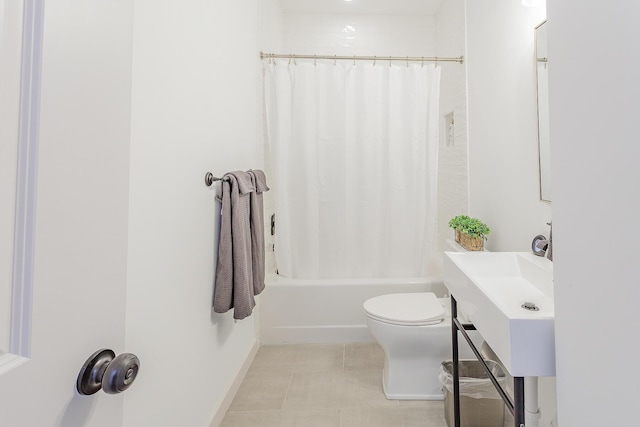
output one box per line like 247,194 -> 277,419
532,236 -> 549,256
546,221 -> 553,261
531,222 -> 552,260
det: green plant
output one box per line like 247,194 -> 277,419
448,215 -> 491,240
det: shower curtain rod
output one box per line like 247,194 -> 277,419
259,51 -> 464,64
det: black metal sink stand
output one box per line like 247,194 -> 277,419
451,296 -> 525,427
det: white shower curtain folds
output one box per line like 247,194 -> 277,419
264,60 -> 440,280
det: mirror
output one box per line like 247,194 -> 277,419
535,21 -> 551,202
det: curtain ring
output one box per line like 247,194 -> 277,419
314,54 -> 317,66
435,56 -> 438,67
334,55 -> 337,66
421,56 -> 424,68
406,56 -> 409,67
373,56 -> 377,67
288,54 -> 292,65
293,54 -> 297,66
353,55 -> 356,66
389,56 -> 392,67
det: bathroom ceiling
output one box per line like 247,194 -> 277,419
279,0 -> 446,15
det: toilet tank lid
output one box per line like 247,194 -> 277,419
363,293 -> 445,325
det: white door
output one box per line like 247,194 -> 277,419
0,0 -> 22,362
0,1 -> 134,425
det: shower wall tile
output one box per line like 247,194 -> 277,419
436,0 -> 469,261
258,0 -> 283,260
282,13 -> 436,57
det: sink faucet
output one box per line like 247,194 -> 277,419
531,222 -> 553,260
546,221 -> 553,261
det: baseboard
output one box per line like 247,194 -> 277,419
208,339 -> 260,427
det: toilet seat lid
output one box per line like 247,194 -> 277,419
363,293 -> 445,326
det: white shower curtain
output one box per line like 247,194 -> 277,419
264,60 -> 440,279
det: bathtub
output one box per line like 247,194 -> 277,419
259,271 -> 448,344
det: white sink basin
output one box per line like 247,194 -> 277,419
444,252 -> 555,377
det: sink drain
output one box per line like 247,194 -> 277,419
521,302 -> 540,311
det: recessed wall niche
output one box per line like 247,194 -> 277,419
445,111 -> 455,146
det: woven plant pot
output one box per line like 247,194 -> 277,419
455,230 -> 484,251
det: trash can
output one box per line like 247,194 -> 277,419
439,360 -> 506,427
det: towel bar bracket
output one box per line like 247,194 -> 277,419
205,172 -> 225,187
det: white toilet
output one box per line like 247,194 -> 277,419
364,292 -> 453,400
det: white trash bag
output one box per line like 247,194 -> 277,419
438,360 -> 506,400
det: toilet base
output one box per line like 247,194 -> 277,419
365,295 -> 483,401
367,319 -> 482,401
378,324 -> 453,400
382,378 -> 445,401
379,327 -> 482,400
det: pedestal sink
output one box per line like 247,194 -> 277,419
444,252 -> 555,377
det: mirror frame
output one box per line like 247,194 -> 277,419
535,20 -> 551,203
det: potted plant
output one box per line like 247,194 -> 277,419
448,215 -> 490,251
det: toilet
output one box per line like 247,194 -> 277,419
364,292 -> 454,400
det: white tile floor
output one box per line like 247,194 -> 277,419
220,343 -> 513,427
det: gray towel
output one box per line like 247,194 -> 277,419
214,171 -> 256,319
247,170 -> 270,295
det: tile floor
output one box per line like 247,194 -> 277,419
220,343 -> 513,427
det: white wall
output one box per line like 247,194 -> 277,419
124,1 -> 261,426
435,0 -> 468,260
466,0 -> 551,252
259,0 -> 284,54
548,1 -> 640,425
464,1 -> 556,425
